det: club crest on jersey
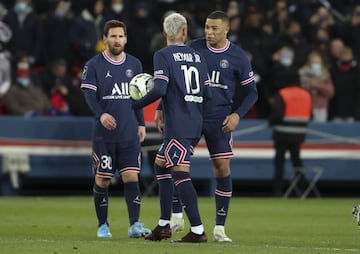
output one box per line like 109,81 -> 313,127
125,69 -> 133,78
220,59 -> 229,69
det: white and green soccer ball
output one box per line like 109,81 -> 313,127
129,73 -> 154,100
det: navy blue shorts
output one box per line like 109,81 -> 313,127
203,119 -> 233,159
155,138 -> 197,168
92,141 -> 141,178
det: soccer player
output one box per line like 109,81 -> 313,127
81,19 -> 150,238
132,12 -> 211,243
162,10 -> 258,242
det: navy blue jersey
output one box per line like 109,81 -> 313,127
188,38 -> 257,119
81,51 -> 144,143
133,44 -> 211,139
154,45 -> 211,139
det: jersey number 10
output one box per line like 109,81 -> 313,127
181,65 -> 200,95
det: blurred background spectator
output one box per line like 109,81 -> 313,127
327,37 -> 345,67
329,46 -> 360,122
267,45 -> 298,106
0,36 -> 12,115
40,58 -> 92,116
103,0 -> 129,23
299,50 -> 334,122
126,1 -> 158,73
69,0 -> 105,68
0,0 -> 358,122
344,4 -> 360,62
3,0 -> 44,68
1,55 -> 51,116
42,0 -> 73,68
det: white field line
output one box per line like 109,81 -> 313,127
0,238 -> 359,252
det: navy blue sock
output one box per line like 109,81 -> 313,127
215,175 -> 232,225
93,184 -> 109,227
172,183 -> 183,213
124,181 -> 141,225
154,164 -> 173,221
172,171 -> 202,226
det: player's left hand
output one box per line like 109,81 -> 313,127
222,113 -> 240,133
138,126 -> 146,143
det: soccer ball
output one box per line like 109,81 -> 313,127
129,73 -> 154,100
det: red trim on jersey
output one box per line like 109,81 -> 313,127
156,174 -> 172,180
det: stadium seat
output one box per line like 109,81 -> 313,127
283,166 -> 323,199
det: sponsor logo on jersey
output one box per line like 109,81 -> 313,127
184,95 -> 203,103
102,82 -> 130,99
210,70 -> 228,89
105,70 -> 112,78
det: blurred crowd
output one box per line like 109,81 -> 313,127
0,0 -> 359,122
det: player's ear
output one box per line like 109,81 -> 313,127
224,23 -> 230,35
182,25 -> 188,38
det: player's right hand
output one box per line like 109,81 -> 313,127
100,113 -> 117,130
154,110 -> 163,134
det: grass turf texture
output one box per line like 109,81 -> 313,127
0,197 -> 358,254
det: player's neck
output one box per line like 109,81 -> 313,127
104,50 -> 125,61
211,38 -> 228,49
168,42 -> 185,46
167,38 -> 185,46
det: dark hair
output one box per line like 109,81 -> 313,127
103,20 -> 127,37
207,11 -> 229,23
279,71 -> 300,88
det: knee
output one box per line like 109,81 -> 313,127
214,168 -> 230,178
213,160 -> 231,178
95,175 -> 110,188
121,172 -> 138,183
155,158 -> 165,168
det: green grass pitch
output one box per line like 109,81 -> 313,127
0,196 -> 359,254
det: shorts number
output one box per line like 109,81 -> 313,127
101,155 -> 112,170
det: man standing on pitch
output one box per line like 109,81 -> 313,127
165,11 -> 258,242
133,12 -> 211,243
81,19 -> 150,238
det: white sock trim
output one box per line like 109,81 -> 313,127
158,219 -> 170,226
214,225 -> 225,231
172,212 -> 183,219
191,225 -> 204,235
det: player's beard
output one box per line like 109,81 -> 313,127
108,44 -> 124,56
